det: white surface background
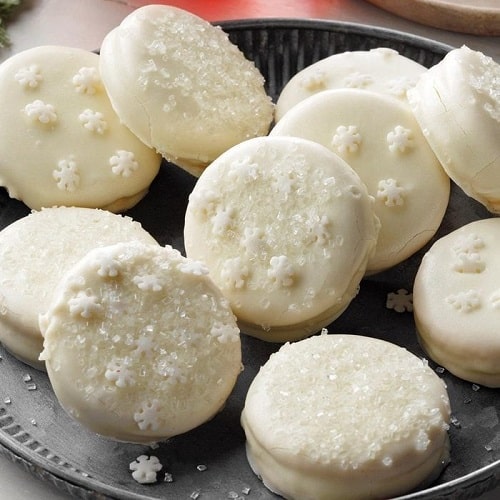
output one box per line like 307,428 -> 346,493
0,0 -> 499,498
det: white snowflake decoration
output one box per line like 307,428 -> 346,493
220,257 -> 249,289
387,125 -> 414,153
387,77 -> 416,98
53,157 -> 80,192
105,358 -> 136,388
307,214 -> 330,244
157,354 -> 188,385
211,206 -> 235,235
78,109 -> 108,134
72,66 -> 101,95
300,70 -> 327,91
445,289 -> 481,313
210,322 -> 239,344
95,254 -> 121,278
452,252 -> 485,274
267,255 -> 295,287
386,289 -> 413,313
133,274 -> 163,292
344,72 -> 373,88
272,171 -> 297,198
15,64 -> 42,89
240,226 -> 265,256
452,234 -> 484,255
332,125 -> 362,154
227,157 -> 259,184
377,178 -> 406,207
134,400 -> 162,431
133,335 -> 155,357
188,188 -> 219,218
109,150 -> 139,177
68,290 -> 103,319
24,99 -> 57,124
177,260 -> 209,276
129,455 -> 162,484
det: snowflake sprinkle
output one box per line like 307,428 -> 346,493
134,400 -> 162,431
133,274 -> 163,292
53,157 -> 80,191
210,322 -> 240,343
377,178 -> 406,207
446,289 -> 481,313
68,290 -> 103,319
332,125 -> 362,154
79,109 -> 108,134
24,99 -> 57,124
386,289 -> 413,313
109,150 -> 139,177
267,255 -> 295,287
177,260 -> 209,276
105,358 -> 136,388
387,125 -> 414,153
129,455 -> 162,484
220,257 -> 249,289
72,66 -> 101,95
15,64 -> 42,89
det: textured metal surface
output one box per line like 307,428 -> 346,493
0,18 -> 498,500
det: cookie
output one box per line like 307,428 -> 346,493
99,4 -> 274,177
0,207 -> 158,369
241,333 -> 451,500
0,45 -> 161,211
413,218 -> 500,387
276,47 -> 426,121
39,241 -> 242,443
271,88 -> 450,274
184,136 -> 379,342
407,45 -> 500,213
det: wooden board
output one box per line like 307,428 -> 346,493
365,0 -> 500,35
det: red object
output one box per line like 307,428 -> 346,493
126,0 -> 337,21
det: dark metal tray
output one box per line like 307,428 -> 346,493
0,18 -> 499,500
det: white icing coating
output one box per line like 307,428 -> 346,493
184,136 -> 379,342
276,47 -> 426,121
407,45 -> 500,213
271,88 -> 450,274
99,4 -> 273,176
39,242 -> 242,443
414,218 -> 500,387
0,45 -> 161,211
0,207 -> 158,369
241,334 -> 451,499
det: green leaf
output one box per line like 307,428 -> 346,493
0,0 -> 22,48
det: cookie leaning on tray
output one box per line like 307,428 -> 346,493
0,2 -> 497,498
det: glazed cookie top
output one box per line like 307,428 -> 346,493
184,136 -> 379,341
242,334 -> 450,480
99,4 -> 273,176
39,241 -> 242,443
275,47 -> 426,121
407,46 -> 500,214
0,207 -> 158,368
413,218 -> 500,387
0,45 -> 161,211
271,88 -> 450,274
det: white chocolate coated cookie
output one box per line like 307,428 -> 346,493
413,218 -> 500,387
271,88 -> 450,273
408,46 -> 500,214
39,242 -> 241,443
0,46 -> 161,211
0,207 -> 158,369
99,5 -> 273,176
241,334 -> 451,500
184,136 -> 379,342
276,47 -> 426,121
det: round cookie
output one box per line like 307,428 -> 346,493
413,218 -> 500,388
184,136 -> 379,342
270,88 -> 450,274
241,333 -> 451,500
0,207 -> 158,369
407,45 -> 500,214
39,241 -> 242,443
99,4 -> 274,177
276,47 -> 426,121
0,45 -> 161,212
